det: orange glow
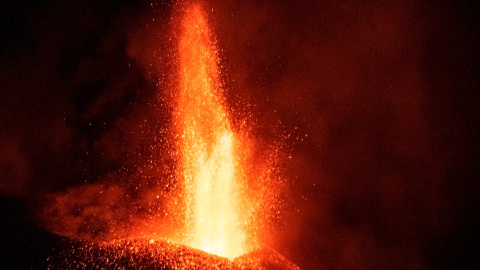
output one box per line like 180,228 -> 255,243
174,3 -> 247,258
41,2 -> 288,266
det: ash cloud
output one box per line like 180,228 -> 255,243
0,0 -> 479,269
0,0 -> 176,240
0,0 -> 151,194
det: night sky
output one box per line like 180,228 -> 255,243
1,0 -> 479,269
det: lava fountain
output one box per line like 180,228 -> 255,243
174,3 -> 248,258
42,1 -> 299,269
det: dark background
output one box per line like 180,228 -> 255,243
0,0 -> 479,269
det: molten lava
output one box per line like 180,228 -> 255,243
174,3 -> 247,258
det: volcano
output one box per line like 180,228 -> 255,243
35,0 -> 298,268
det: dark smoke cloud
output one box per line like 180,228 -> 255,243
0,0 -> 150,194
1,0 -> 177,242
0,0 -> 479,269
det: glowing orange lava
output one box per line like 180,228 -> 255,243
174,3 -> 248,259
39,2 -> 298,269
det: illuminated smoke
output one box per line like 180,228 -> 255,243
2,0 -> 473,269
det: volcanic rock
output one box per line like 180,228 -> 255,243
46,238 -> 299,270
